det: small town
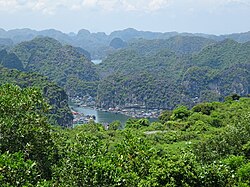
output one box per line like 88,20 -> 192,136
70,96 -> 162,125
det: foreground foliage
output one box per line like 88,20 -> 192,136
1,85 -> 250,186
0,84 -> 55,184
0,67 -> 73,127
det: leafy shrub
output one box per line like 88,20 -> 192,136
192,102 -> 215,115
237,162 -> 250,185
171,106 -> 192,121
0,84 -> 54,179
0,152 -> 40,186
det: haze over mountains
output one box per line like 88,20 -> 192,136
0,28 -> 250,113
1,28 -> 250,59
1,27 -> 250,186
2,0 -> 250,184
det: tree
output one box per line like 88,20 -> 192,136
0,152 -> 40,186
125,118 -> 150,129
0,84 -> 55,179
225,94 -> 241,102
159,110 -> 172,123
108,120 -> 121,130
171,106 -> 191,121
192,102 -> 215,115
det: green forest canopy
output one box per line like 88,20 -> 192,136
1,84 -> 250,186
4,36 -> 249,110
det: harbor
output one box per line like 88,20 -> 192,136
70,97 -> 160,126
71,106 -> 132,126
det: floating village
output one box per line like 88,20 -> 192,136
70,96 -> 162,125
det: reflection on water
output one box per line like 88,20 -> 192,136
73,106 -> 131,125
72,106 -> 158,125
91,59 -> 102,64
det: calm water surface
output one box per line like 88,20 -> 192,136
73,106 -> 131,124
72,106 -> 158,125
91,59 -> 102,64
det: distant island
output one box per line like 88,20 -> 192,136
1,27 -> 250,186
1,27 -> 250,59
1,29 -> 250,123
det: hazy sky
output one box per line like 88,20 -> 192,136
0,0 -> 249,34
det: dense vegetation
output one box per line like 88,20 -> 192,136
0,38 -> 13,50
1,84 -> 250,186
96,39 -> 250,109
11,37 -> 99,98
0,68 -> 73,127
1,35 -> 249,111
1,29 -> 250,186
127,36 -> 216,56
0,49 -> 24,71
1,28 -> 250,59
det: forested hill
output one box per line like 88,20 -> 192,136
2,29 -> 250,186
0,28 -> 250,59
0,38 -> 13,50
96,38 -> 250,109
1,35 -> 250,111
98,36 -> 215,78
0,67 -> 73,127
127,36 -> 216,56
0,49 -> 24,71
192,39 -> 250,69
11,37 -> 99,97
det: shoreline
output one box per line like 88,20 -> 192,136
69,97 -> 162,126
70,98 -> 162,119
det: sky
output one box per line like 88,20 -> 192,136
0,0 -> 250,35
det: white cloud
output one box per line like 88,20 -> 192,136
0,0 -> 18,11
82,0 -> 98,7
121,1 -> 136,11
0,0 -> 56,14
147,0 -> 169,11
187,0 -> 250,8
75,0 -> 171,12
32,0 -> 53,14
0,0 -> 172,13
0,0 -> 249,14
97,0 -> 119,11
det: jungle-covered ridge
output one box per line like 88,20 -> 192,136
96,38 -> 250,109
0,27 -> 250,59
0,28 -> 250,186
1,29 -> 249,111
1,84 -> 250,186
